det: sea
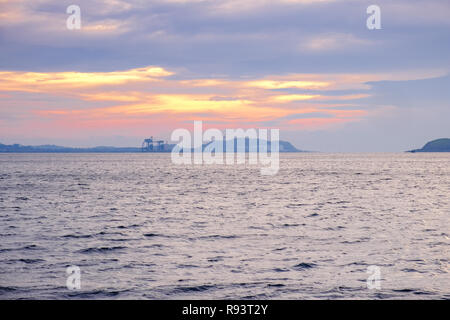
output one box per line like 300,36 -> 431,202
0,153 -> 448,299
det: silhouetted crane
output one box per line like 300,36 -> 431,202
142,137 -> 165,152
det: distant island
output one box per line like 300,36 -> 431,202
408,138 -> 450,153
198,138 -> 303,153
0,139 -> 303,153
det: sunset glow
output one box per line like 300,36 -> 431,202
0,0 -> 449,151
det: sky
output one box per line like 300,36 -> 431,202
0,0 -> 449,152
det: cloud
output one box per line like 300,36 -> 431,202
0,66 -> 173,92
207,0 -> 338,13
246,80 -> 330,90
0,65 -> 388,136
382,0 -> 450,27
2,0 -> 449,76
299,33 -> 373,52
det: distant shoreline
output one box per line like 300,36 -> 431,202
2,138 -> 449,153
0,140 -> 304,153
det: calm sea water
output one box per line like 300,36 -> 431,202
0,153 -> 448,299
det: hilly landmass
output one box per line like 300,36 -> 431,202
408,138 -> 450,152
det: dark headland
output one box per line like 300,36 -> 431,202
408,138 -> 450,153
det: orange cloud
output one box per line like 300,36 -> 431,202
0,66 -> 173,92
0,65 -> 385,133
246,80 -> 330,90
271,94 -> 322,102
